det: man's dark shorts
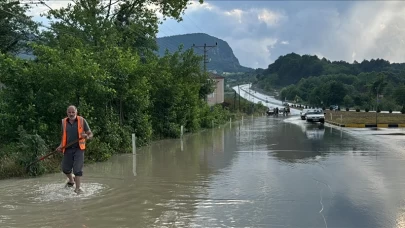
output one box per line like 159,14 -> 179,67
61,148 -> 84,176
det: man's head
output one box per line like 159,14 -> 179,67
67,105 -> 77,120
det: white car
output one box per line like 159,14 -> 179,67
300,109 -> 314,120
305,109 -> 325,124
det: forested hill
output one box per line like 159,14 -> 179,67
256,52 -> 405,87
157,33 -> 253,73
254,53 -> 405,111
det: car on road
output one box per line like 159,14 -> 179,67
300,109 -> 314,120
266,107 -> 275,116
330,105 -> 339,110
305,109 -> 325,124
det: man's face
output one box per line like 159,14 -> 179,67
67,107 -> 77,120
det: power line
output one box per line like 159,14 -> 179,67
184,14 -> 205,34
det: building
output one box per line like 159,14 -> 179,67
207,73 -> 225,106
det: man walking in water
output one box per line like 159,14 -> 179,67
57,105 -> 93,194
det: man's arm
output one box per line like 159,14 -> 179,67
83,118 -> 93,139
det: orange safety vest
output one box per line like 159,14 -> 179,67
61,116 -> 86,153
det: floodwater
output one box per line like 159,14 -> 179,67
1,116 -> 405,227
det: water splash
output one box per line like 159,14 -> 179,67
30,182 -> 105,202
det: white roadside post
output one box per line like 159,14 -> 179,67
180,125 -> 184,151
132,133 -> 137,177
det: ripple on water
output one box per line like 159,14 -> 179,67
29,182 -> 105,202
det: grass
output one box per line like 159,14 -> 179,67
324,110 -> 405,125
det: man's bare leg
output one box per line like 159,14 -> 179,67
66,173 -> 75,183
75,176 -> 81,191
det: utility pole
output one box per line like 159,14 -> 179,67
376,87 -> 378,127
234,91 -> 236,112
238,84 -> 241,112
192,42 -> 218,73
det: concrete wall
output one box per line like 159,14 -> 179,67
207,78 -> 224,106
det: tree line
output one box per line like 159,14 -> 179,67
253,53 -> 405,111
0,0 -> 260,178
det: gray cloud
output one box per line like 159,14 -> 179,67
26,0 -> 405,69
159,1 -> 405,69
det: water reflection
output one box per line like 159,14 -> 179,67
304,123 -> 325,140
260,118 -> 326,163
2,115 -> 405,227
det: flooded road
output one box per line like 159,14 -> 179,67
1,116 -> 405,227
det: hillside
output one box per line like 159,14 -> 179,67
157,33 -> 253,73
256,53 -> 405,88
254,53 -> 405,110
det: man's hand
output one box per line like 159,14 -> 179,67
81,132 -> 92,140
57,145 -> 63,152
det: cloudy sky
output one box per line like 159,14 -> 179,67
28,0 -> 405,69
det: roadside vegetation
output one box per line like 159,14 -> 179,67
251,53 -> 405,112
0,0 -> 258,179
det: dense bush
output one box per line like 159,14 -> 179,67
0,0 -> 245,179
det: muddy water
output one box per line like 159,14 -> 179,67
1,116 -> 405,227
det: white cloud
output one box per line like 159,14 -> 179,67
351,52 -> 356,62
281,41 -> 289,45
336,1 -> 405,63
225,37 -> 278,69
257,9 -> 284,27
224,9 -> 244,24
186,1 -> 215,13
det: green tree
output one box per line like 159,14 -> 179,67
0,0 -> 38,54
343,95 -> 354,108
394,85 -> 405,106
370,74 -> 388,96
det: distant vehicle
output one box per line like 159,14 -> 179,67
306,109 -> 325,124
330,105 -> 339,110
266,108 -> 275,116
